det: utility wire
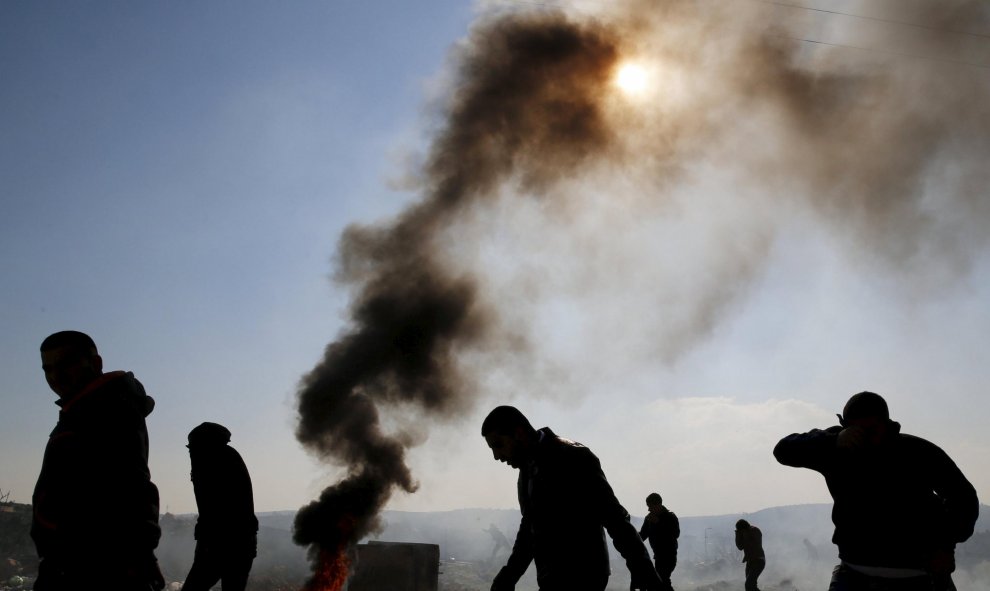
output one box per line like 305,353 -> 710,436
482,0 -> 990,70
757,0 -> 990,41
776,34 -> 990,70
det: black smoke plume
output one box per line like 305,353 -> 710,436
293,10 -> 624,583
294,0 -> 990,584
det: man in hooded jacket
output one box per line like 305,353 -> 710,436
182,422 -> 258,591
773,391 -> 978,591
33,330 -> 163,591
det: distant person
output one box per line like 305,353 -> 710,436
774,391 -> 979,591
182,422 -> 259,591
802,538 -> 819,565
32,330 -> 164,591
734,519 -> 765,591
638,492 -> 679,591
484,523 -> 512,562
481,405 -> 663,591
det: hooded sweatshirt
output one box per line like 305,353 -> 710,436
32,371 -> 161,567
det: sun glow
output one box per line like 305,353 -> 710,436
614,61 -> 651,97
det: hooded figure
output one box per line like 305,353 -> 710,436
182,422 -> 258,591
33,330 -> 163,591
734,520 -> 765,591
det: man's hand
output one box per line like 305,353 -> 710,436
836,425 -> 868,450
490,569 -> 515,591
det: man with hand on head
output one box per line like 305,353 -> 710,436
639,492 -> 679,591
482,405 -> 663,591
774,391 -> 978,591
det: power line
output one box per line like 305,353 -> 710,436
482,0 -> 990,70
778,33 -> 990,70
757,0 -> 990,41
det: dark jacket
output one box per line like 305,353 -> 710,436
495,428 -> 658,590
640,507 -> 679,560
773,423 -> 978,570
190,442 -> 258,546
31,371 -> 161,568
735,526 -> 765,563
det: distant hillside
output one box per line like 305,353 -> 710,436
248,503 -> 990,591
4,503 -> 987,590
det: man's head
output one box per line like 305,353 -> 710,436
838,391 -> 893,446
40,331 -> 103,400
646,492 -> 663,512
481,406 -> 537,469
736,519 -> 751,531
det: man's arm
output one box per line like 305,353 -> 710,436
581,452 -> 662,590
927,442 -> 980,545
773,426 -> 841,470
491,515 -> 533,591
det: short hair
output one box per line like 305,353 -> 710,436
481,405 -> 534,437
841,391 -> 890,423
646,492 -> 662,505
40,331 -> 98,356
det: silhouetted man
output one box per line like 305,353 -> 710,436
481,405 -> 663,591
33,331 -> 163,591
774,391 -> 979,591
182,422 -> 258,591
735,519 -> 765,591
639,492 -> 679,591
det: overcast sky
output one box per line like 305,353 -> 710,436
2,0 -> 988,522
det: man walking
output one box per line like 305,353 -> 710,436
639,492 -> 679,591
183,422 -> 259,591
481,405 -> 663,591
33,331 -> 163,591
735,519 -> 765,591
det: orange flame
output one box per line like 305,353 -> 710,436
303,546 -> 351,591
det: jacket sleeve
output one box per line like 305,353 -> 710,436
582,451 -> 659,585
773,426 -> 841,471
494,513 -> 533,588
926,442 -> 980,545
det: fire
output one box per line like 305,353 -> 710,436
303,546 -> 351,591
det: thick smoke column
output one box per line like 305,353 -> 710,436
293,12 -> 625,588
294,0 -> 990,586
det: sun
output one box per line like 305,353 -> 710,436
614,62 -> 650,97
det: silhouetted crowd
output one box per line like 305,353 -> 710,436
30,330 -> 979,591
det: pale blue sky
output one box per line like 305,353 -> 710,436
2,1 -> 988,519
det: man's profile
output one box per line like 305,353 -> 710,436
33,330 -> 163,591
